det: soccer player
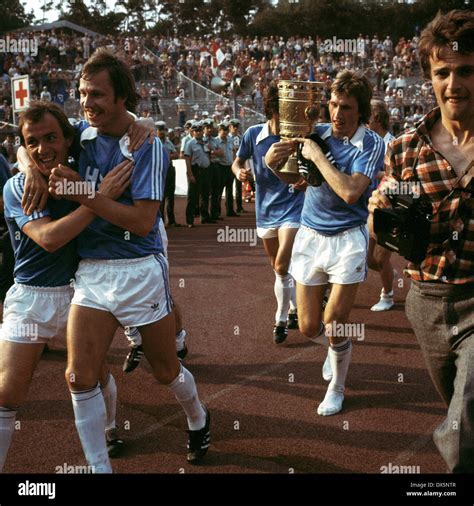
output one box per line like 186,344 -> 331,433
232,86 -> 303,345
367,100 -> 397,312
49,49 -> 210,473
289,71 -> 384,416
0,101 -> 131,471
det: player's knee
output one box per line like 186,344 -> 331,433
274,262 -> 290,276
0,382 -> 24,408
299,320 -> 322,339
64,368 -> 98,391
152,361 -> 180,385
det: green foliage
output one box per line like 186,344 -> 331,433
0,0 -> 35,32
157,0 -> 270,36
1,0 -> 471,37
55,0 -> 126,34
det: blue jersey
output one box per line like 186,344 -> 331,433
237,122 -> 304,229
77,126 -> 168,259
301,124 -> 384,235
3,173 -> 79,287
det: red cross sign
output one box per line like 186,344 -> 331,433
12,75 -> 31,112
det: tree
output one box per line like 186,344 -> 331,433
55,0 -> 127,34
156,0 -> 270,36
0,0 -> 35,32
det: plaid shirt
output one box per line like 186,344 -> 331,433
384,107 -> 474,284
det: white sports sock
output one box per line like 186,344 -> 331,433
308,322 -> 333,381
100,373 -> 117,431
309,321 -> 327,346
70,384 -> 112,473
0,407 -> 17,472
124,326 -> 142,347
322,353 -> 333,382
381,289 -> 394,298
168,365 -> 206,431
175,328 -> 187,352
318,338 -> 352,416
274,271 -> 293,323
289,276 -> 297,312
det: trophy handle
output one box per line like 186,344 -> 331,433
304,104 -> 320,122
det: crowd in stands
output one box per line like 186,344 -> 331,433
1,28 -> 436,148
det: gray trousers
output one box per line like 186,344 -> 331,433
405,280 -> 474,473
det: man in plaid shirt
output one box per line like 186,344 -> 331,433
369,10 -> 474,472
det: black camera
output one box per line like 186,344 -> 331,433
374,192 -> 432,263
297,133 -> 336,187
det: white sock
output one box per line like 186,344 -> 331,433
176,328 -> 187,352
0,407 -> 17,472
70,384 -> 112,473
274,272 -> 293,323
309,321 -> 327,346
289,277 -> 297,312
318,338 -> 352,416
322,353 -> 333,382
168,365 -> 206,430
100,374 -> 117,431
381,288 -> 394,298
309,322 -> 333,381
124,326 -> 142,347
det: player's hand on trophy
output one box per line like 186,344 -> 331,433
264,140 -> 298,170
295,137 -> 323,165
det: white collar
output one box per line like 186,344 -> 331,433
320,124 -> 366,151
256,121 -> 272,145
80,126 -> 134,161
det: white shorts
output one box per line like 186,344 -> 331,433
256,221 -> 300,239
0,283 -> 73,344
289,225 -> 369,286
71,254 -> 173,328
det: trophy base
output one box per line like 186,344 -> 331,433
271,155 -> 303,185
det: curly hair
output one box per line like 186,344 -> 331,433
419,10 -> 474,80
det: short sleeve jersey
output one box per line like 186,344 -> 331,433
237,122 -> 304,229
3,173 -> 79,286
77,126 -> 168,259
301,124 -> 384,235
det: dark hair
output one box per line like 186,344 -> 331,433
264,85 -> 279,120
370,100 -> 390,130
81,48 -> 140,112
331,70 -> 372,125
18,101 -> 74,146
419,10 -> 474,79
